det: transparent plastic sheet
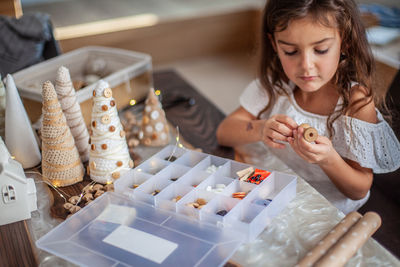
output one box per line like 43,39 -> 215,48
27,172 -> 75,267
230,142 -> 399,267
26,140 -> 399,266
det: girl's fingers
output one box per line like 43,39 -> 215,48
269,129 -> 290,141
265,137 -> 285,149
293,130 -> 319,160
271,120 -> 293,137
314,135 -> 329,145
275,114 -> 298,129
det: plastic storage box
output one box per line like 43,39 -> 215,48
37,145 -> 297,266
12,46 -> 152,125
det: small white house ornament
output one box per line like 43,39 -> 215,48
0,137 -> 37,226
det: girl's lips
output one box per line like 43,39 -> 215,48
300,76 -> 316,81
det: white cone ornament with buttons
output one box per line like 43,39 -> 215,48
89,80 -> 133,184
41,81 -> 84,187
5,74 -> 41,169
0,76 -> 6,140
139,88 -> 170,146
55,66 -> 90,162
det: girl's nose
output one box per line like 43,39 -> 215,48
300,52 -> 314,70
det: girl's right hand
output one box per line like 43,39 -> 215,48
261,114 -> 298,149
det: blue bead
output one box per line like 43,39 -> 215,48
254,199 -> 272,207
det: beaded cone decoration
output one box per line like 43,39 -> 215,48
0,77 -> 5,140
55,66 -> 90,162
88,80 -> 133,184
139,88 -> 170,146
41,81 -> 84,187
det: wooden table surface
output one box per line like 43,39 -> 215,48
0,69 -> 233,267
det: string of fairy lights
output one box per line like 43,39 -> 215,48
24,124 -> 185,207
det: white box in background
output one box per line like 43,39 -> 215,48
12,46 -> 152,125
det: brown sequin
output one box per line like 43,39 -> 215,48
110,100 -> 115,107
112,172 -> 120,179
101,144 -> 107,150
102,105 -> 108,111
104,88 -> 112,98
88,138 -> 91,144
91,144 -> 96,150
144,138 -> 151,145
109,125 -> 116,132
101,115 -> 110,124
151,133 -> 158,140
142,115 -> 149,124
116,161 -> 123,167
92,121 -> 96,128
93,90 -> 96,96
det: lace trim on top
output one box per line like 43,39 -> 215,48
333,113 -> 400,173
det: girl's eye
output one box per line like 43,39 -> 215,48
284,50 -> 297,56
315,49 -> 329,54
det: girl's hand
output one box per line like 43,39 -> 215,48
262,114 -> 298,149
287,127 -> 337,165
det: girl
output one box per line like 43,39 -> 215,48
217,0 -> 400,214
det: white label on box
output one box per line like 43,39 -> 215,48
96,204 -> 137,225
103,225 -> 178,264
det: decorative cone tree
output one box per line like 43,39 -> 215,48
89,80 -> 133,184
5,74 -> 41,169
41,81 -> 84,187
55,66 -> 90,162
139,88 -> 170,146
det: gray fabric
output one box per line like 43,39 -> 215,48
0,13 -> 61,77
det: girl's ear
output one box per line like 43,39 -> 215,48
268,33 -> 277,52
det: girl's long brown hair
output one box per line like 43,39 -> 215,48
258,0 -> 385,137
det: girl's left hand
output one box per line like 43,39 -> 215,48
287,127 -> 336,165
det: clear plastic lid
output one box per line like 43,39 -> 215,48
36,192 -> 245,267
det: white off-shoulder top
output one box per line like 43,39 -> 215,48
239,80 -> 400,214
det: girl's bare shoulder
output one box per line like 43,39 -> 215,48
348,84 -> 377,124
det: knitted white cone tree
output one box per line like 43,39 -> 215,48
5,74 -> 41,169
139,88 -> 170,146
89,80 -> 133,184
55,66 -> 90,162
0,76 -> 5,140
41,81 -> 84,187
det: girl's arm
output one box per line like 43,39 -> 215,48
290,129 -> 372,200
320,151 -> 373,200
217,107 -> 297,148
217,107 -> 264,146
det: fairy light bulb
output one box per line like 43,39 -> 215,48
155,90 -> 161,96
129,99 -> 136,106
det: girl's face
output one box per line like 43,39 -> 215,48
273,15 -> 341,93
